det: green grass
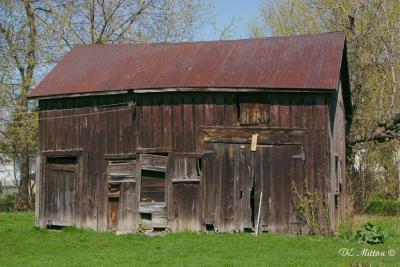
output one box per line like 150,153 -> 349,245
0,213 -> 399,267
366,198 -> 400,216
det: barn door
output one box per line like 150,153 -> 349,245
253,145 -> 305,233
202,143 -> 253,232
167,153 -> 202,232
45,157 -> 77,226
202,143 -> 305,233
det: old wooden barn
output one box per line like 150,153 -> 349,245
29,32 -> 351,234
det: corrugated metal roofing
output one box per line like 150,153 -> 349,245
30,32 -> 345,98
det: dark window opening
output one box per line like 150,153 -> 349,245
140,169 -> 165,202
47,156 -> 77,165
140,213 -> 152,221
205,224 -> 215,231
153,227 -> 165,232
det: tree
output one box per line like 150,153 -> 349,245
35,0 -> 208,47
250,0 -> 400,209
0,0 -> 209,211
0,0 -> 39,210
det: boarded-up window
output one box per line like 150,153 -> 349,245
139,154 -> 168,203
108,161 -> 136,183
140,169 -> 165,202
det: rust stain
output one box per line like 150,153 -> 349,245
30,32 -> 345,98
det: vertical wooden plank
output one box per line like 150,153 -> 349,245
233,144 -> 241,231
260,146 -> 272,232
152,95 -> 162,148
302,97 -> 315,196
163,94 -> 173,150
204,95 -> 214,126
172,95 -> 184,152
215,93 -> 225,125
35,155 -> 43,228
183,94 -> 194,152
269,97 -> 279,127
201,143 -> 217,226
289,153 -> 305,235
118,182 -> 138,233
278,97 -> 290,127
225,144 -> 235,231
142,95 -> 153,148
194,94 -> 205,152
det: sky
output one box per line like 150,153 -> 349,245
197,0 -> 266,41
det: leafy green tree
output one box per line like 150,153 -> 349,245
251,0 -> 400,210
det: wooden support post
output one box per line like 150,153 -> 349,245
255,191 -> 263,236
251,134 -> 258,151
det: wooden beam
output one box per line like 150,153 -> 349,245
201,127 -> 306,145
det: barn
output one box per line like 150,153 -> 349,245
29,32 -> 351,234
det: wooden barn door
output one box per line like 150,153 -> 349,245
201,127 -> 306,233
253,144 -> 305,234
167,153 -> 202,232
44,157 -> 78,226
202,143 -> 304,233
202,143 -> 253,232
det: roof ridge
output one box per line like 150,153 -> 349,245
73,31 -> 344,48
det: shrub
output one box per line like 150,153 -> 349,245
0,194 -> 16,212
353,222 -> 387,244
366,197 -> 400,216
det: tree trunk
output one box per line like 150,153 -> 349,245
13,149 -> 33,211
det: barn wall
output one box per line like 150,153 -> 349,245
328,81 -> 347,229
37,91 -> 335,233
38,94 -> 136,231
135,93 -> 238,152
236,93 -> 332,233
238,92 -> 330,193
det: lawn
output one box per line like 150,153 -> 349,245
0,213 -> 399,267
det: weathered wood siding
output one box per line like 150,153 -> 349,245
38,94 -> 136,231
135,93 -> 237,152
37,91 -> 341,234
328,81 -> 347,229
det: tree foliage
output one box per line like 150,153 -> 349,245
251,0 -> 400,209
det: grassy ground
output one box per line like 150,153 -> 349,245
0,213 -> 399,267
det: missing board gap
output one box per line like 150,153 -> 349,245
196,157 -> 202,176
46,225 -> 65,231
47,156 -> 77,164
205,224 -> 215,231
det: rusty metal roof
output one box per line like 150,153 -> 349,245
30,32 -> 346,98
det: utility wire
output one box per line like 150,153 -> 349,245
1,104 -> 134,122
1,101 -> 132,117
